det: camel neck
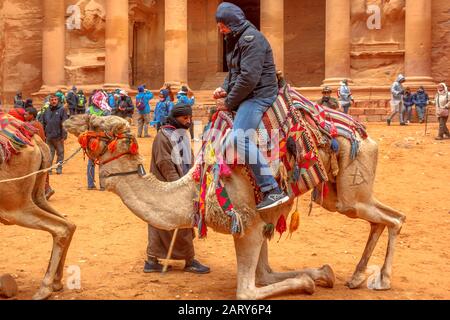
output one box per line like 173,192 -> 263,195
101,157 -> 197,230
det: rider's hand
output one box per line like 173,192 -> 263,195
216,98 -> 229,112
213,87 -> 227,100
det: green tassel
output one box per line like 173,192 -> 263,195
263,223 -> 275,240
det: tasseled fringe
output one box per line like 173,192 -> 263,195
276,215 -> 287,242
288,198 -> 301,238
198,216 -> 208,239
219,163 -> 232,178
226,209 -> 245,237
192,165 -> 201,182
331,138 -> 340,153
293,164 -> 300,182
263,223 -> 275,240
350,140 -> 359,160
279,161 -> 289,193
287,136 -> 297,157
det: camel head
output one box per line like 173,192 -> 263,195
64,115 -> 139,165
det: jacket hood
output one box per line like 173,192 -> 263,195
438,82 -> 448,94
216,2 -> 248,34
396,74 -> 406,83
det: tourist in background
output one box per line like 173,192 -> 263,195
434,82 -> 449,140
76,90 -> 87,114
177,86 -> 196,140
14,91 -> 24,108
317,86 -> 339,110
113,90 -> 134,123
413,86 -> 429,124
66,86 -> 79,116
41,94 -> 68,175
152,89 -> 173,131
403,87 -> 414,124
136,85 -> 154,138
387,74 -> 406,126
338,79 -> 354,114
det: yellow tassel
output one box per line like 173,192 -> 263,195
289,199 -> 301,237
205,143 -> 216,166
206,172 -> 214,188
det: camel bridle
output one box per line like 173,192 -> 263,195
78,131 -> 139,166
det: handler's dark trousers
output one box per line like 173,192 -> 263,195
438,116 -> 449,138
46,138 -> 65,173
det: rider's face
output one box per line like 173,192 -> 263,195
217,22 -> 231,35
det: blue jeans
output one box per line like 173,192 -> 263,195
416,105 -> 426,121
404,105 -> 413,122
341,102 -> 351,114
226,96 -> 279,193
87,160 -> 103,188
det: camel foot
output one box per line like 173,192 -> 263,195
368,273 -> 391,291
346,271 -> 368,289
318,265 -> 335,288
0,274 -> 18,298
53,281 -> 64,292
32,286 -> 53,300
296,274 -> 316,295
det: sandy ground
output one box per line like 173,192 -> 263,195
1,122 -> 450,300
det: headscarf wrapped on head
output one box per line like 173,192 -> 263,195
166,103 -> 192,130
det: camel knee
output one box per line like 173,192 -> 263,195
54,223 -> 76,243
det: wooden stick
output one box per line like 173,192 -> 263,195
162,229 -> 179,273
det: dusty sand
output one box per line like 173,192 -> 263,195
1,122 -> 449,300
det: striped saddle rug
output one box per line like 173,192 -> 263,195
0,112 -> 37,164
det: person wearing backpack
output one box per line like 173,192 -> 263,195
136,85 -> 154,138
76,90 -> 87,114
66,86 -> 79,116
153,89 -> 173,131
435,83 -> 450,140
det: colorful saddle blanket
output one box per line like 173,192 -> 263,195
0,112 -> 37,164
194,85 -> 368,237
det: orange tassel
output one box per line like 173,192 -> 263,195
89,138 -> 99,152
108,140 -> 118,153
78,134 -> 88,149
289,210 -> 300,237
130,141 -> 139,155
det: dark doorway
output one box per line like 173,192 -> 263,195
222,0 -> 260,72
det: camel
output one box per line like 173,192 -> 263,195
63,112 -> 405,300
0,115 -> 76,300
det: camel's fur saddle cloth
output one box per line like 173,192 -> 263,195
193,85 -> 367,237
0,112 -> 37,164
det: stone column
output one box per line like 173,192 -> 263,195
323,0 -> 352,86
261,0 -> 284,73
404,0 -> 434,85
104,0 -> 130,89
165,0 -> 188,88
39,0 -> 66,93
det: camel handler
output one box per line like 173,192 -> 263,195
214,2 -> 289,211
144,103 -> 210,274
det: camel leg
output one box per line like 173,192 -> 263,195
256,240 -> 335,288
368,226 -> 400,290
234,222 -> 315,300
346,223 -> 385,289
1,205 -> 76,300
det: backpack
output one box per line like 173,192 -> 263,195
136,97 -> 146,111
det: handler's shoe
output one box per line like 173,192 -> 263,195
184,259 -> 210,274
144,259 -> 172,273
256,189 -> 290,211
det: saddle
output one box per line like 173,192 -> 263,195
0,112 -> 37,164
194,85 -> 368,237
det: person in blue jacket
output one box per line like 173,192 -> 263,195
412,86 -> 430,123
177,86 -> 196,139
136,85 -> 154,138
403,87 -> 415,124
152,89 -> 173,131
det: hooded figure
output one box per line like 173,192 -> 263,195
153,89 -> 174,131
435,83 -> 449,140
214,2 -> 289,211
145,103 -> 210,274
387,74 -> 407,126
412,86 -> 429,123
136,85 -> 154,138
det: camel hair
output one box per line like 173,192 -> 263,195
62,113 -> 406,300
0,129 -> 76,300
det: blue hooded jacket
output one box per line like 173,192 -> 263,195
136,86 -> 154,115
176,92 -> 195,106
216,2 -> 278,111
153,90 -> 174,125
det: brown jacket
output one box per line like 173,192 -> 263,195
147,126 -> 195,261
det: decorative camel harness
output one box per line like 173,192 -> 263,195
78,131 -> 146,177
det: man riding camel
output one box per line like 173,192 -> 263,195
214,2 -> 289,211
